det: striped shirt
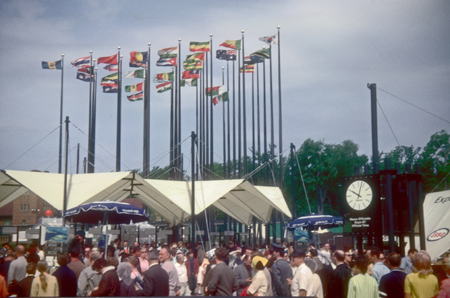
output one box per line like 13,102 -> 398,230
347,273 -> 379,298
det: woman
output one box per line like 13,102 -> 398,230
124,256 -> 144,290
90,258 -> 120,296
197,257 -> 210,295
246,256 -> 268,296
30,260 -> 59,297
117,263 -> 136,296
404,250 -> 439,298
347,256 -> 379,298
305,258 -> 323,298
139,247 -> 150,273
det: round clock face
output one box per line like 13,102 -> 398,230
346,180 -> 373,211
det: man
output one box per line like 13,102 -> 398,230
347,255 -> 379,298
177,241 -> 188,255
370,248 -> 390,285
68,230 -> 86,261
310,248 -> 324,274
67,247 -> 86,280
234,254 -> 254,296
185,250 -> 199,295
379,252 -> 407,298
16,262 -> 36,297
0,243 -> 10,257
400,248 -> 417,274
77,250 -> 102,297
131,245 -> 142,274
271,243 -> 293,297
53,254 -> 77,297
0,253 -> 15,281
138,249 -> 169,296
206,247 -> 239,296
119,240 -> 130,261
196,244 -> 205,266
289,248 -> 314,297
319,243 -> 332,266
83,246 -> 91,265
175,254 -> 189,296
328,250 -> 352,298
437,255 -> 450,297
321,251 -> 336,297
160,246 -> 180,296
7,245 -> 27,284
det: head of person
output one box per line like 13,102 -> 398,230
140,247 -> 148,258
159,246 -> 171,263
408,248 -> 418,261
386,252 -> 401,269
70,247 -> 81,259
84,246 -> 91,257
147,249 -> 159,264
176,253 -> 185,265
310,248 -> 319,258
323,243 -> 330,251
369,248 -> 382,264
304,258 -> 318,273
344,251 -> 353,264
132,246 -> 141,257
123,240 -> 128,247
290,249 -> 306,267
4,253 -> 15,261
228,241 -> 234,249
355,255 -> 369,274
92,258 -> 109,274
177,241 -> 184,248
15,245 -> 25,257
334,250 -> 345,265
26,262 -> 37,276
242,254 -> 252,268
75,230 -> 85,243
214,247 -> 228,262
123,256 -> 138,270
107,257 -> 119,270
89,251 -> 100,264
117,262 -> 133,286
245,247 -> 253,257
57,254 -> 70,266
37,261 -> 49,290
412,250 -> 433,277
252,256 -> 268,271
26,253 -> 39,264
187,250 -> 194,259
134,241 -> 140,247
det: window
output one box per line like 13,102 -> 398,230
4,220 -> 11,226
22,220 -> 26,225
20,204 -> 23,210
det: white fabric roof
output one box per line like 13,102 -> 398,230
0,170 -> 292,226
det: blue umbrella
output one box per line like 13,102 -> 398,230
287,214 -> 343,230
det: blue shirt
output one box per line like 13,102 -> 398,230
371,262 -> 390,285
400,256 -> 414,274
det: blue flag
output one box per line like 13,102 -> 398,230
42,60 -> 62,70
216,49 -> 237,61
76,72 -> 92,82
103,86 -> 118,93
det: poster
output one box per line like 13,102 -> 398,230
45,227 -> 69,242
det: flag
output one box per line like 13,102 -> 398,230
130,51 -> 148,67
244,56 -> 253,64
220,40 -> 241,50
97,54 -> 118,65
127,92 -> 144,101
156,82 -> 172,93
182,70 -> 200,79
205,85 -> 225,96
102,72 -> 118,81
76,72 -> 92,82
250,48 -> 270,60
104,64 -> 118,71
71,56 -> 90,68
77,66 -> 93,73
156,57 -> 177,67
153,72 -> 174,83
125,69 -> 145,79
183,61 -> 203,70
259,35 -> 278,45
158,47 -> 178,57
216,49 -> 237,61
186,52 -> 205,62
100,80 -> 118,87
189,41 -> 210,52
180,79 -> 198,87
103,86 -> 118,93
42,60 -> 62,70
240,64 -> 255,73
125,82 -> 144,92
213,91 -> 229,105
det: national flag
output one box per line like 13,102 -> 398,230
180,79 -> 198,87
104,64 -> 118,71
42,60 -> 62,70
97,54 -> 118,65
71,56 -> 90,68
125,69 -> 145,79
101,72 -> 118,81
259,35 -> 278,45
189,41 -> 210,52
127,92 -> 144,101
100,80 -> 118,87
158,47 -> 178,57
103,86 -> 118,93
76,72 -> 92,82
153,72 -> 174,83
216,49 -> 237,61
156,82 -> 172,93
130,51 -> 148,67
220,40 -> 241,50
125,82 -> 144,92
77,66 -> 93,73
186,52 -> 205,62
156,57 -> 177,67
250,48 -> 271,61
183,61 -> 203,70
205,85 -> 225,96
213,91 -> 229,105
244,56 -> 253,64
182,70 -> 200,79
240,64 -> 255,73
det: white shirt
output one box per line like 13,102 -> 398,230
312,273 -> 324,298
291,263 -> 314,297
175,262 -> 188,283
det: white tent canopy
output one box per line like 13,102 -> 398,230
0,170 -> 292,226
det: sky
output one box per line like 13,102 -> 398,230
0,0 -> 449,177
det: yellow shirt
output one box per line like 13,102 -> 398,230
404,272 -> 439,298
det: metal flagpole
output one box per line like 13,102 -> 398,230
174,62 -> 179,179
251,67 -> 255,176
262,48 -> 268,186
87,51 -> 94,173
256,63 -> 261,185
205,54 -> 209,178
63,116 -> 69,226
210,34 -> 214,174
170,66 -> 174,179
196,79 -> 199,180
277,26 -> 284,191
116,48 -> 122,172
237,44 -> 241,178
92,65 -> 97,172
232,59 -> 236,178
143,43 -> 151,178
269,44 -> 274,185
58,54 -> 64,174
222,67 -> 226,178
76,143 -> 80,174
227,61 -> 231,179
200,68 -> 204,178
178,39 -> 182,180
242,30 -> 247,175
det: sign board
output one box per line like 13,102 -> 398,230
109,229 -> 120,235
224,231 -> 234,236
195,230 -> 205,236
183,229 -> 190,235
45,227 -> 68,242
2,227 -> 17,234
162,230 -> 173,235
210,232 -> 220,236
26,231 -> 39,239
239,233 -> 249,236
44,241 -> 66,256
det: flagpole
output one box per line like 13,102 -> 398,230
256,62 -> 261,185
170,66 -> 174,179
262,48 -> 268,186
237,43 -> 241,178
196,78 -> 199,180
87,51 -> 94,173
242,30 -> 247,176
205,53 -> 209,179
226,61 -> 230,179
174,62 -> 179,180
116,47 -> 122,172
210,34 -> 214,175
178,38 -> 182,180
143,43 -> 151,178
251,67 -> 255,177
199,68 -> 204,178
232,59 -> 236,179
58,54 -> 64,174
92,65 -> 97,170
269,44 -> 274,185
277,26 -> 284,191
222,66 -> 226,178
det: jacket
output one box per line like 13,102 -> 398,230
90,267 -> 120,296
272,258 -> 293,297
328,263 -> 352,298
77,265 -> 102,296
53,265 -> 77,297
233,263 -> 255,296
137,263 -> 169,296
185,258 -> 199,277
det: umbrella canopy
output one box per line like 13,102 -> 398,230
63,201 -> 150,224
287,214 -> 343,229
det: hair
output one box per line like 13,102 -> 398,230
26,262 -> 37,275
176,254 -> 185,263
215,247 -> 228,261
355,255 -> 369,274
335,251 -> 345,262
187,250 -> 194,256
90,251 -> 100,262
92,258 -> 108,271
252,251 -> 263,259
5,253 -> 15,260
57,254 -> 70,266
387,252 -> 402,267
107,257 -> 119,270
370,248 -> 381,259
15,245 -> 25,255
37,260 -> 48,290
131,246 -> 141,254
27,253 -> 40,264
124,256 -> 139,269
310,248 -> 319,257
413,250 -> 433,278
70,247 -> 81,258
408,248 -> 418,255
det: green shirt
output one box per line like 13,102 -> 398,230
347,273 -> 379,298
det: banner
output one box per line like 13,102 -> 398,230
424,190 -> 450,261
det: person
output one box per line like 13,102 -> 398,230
369,248 -> 390,285
139,247 -> 150,273
117,262 -> 136,296
52,254 -> 77,297
0,244 -> 10,258
30,260 -> 59,297
89,258 -> 120,296
289,248 -> 314,297
119,241 -> 130,262
234,254 -> 254,296
17,262 -> 36,297
252,251 -> 273,296
206,247 -> 239,296
197,258 -> 210,295
7,245 -> 27,284
159,246 -> 180,296
304,258 -> 324,298
271,243 -> 293,296
185,250 -> 199,295
131,246 -> 142,274
437,255 -> 450,298
69,231 -> 86,261
347,255 -> 379,298
379,252 -> 407,298
0,254 -> 14,281
177,241 -> 188,256
175,254 -> 189,296
124,256 -> 143,289
328,250 -> 352,298
400,248 -> 418,275
247,256 -> 268,296
196,244 -> 205,266
84,246 -> 91,265
404,250 -> 439,298
36,245 -> 45,261
138,248 -> 169,296
77,250 -> 102,297
0,272 -> 7,297
310,248 -> 324,273
319,243 -> 332,266
67,247 -> 86,280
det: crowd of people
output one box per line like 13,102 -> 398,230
0,233 -> 449,297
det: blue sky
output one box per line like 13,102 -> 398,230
1,0 -> 449,176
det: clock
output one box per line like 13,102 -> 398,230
346,180 -> 373,211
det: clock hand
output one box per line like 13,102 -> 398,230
348,190 -> 361,198
358,181 -> 363,196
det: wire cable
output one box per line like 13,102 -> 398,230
377,99 -> 401,147
294,153 -> 312,214
431,171 -> 450,193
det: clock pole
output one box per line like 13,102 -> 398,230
368,83 -> 379,174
